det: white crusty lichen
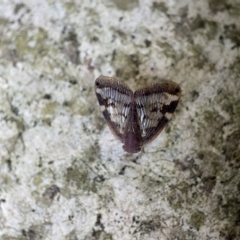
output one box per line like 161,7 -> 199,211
0,0 -> 240,239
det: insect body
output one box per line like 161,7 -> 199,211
95,76 -> 181,153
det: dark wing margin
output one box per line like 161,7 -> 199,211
94,76 -> 133,141
134,80 -> 181,145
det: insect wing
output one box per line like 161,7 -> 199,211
134,80 -> 181,144
95,76 -> 133,141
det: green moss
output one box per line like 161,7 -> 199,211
92,230 -> 113,240
167,181 -> 191,209
204,111 -> 219,124
156,41 -> 176,58
209,0 -> 240,17
216,197 -> 240,224
64,2 -> 77,14
0,17 -> 8,26
230,57 -> 240,74
1,236 -> 26,240
186,45 -> 213,70
113,50 -> 139,80
33,173 -> 43,186
228,4 -> 240,17
41,102 -> 56,116
196,110 -> 225,149
206,20 -> 218,40
209,0 -> 232,13
152,2 -> 168,12
191,15 -> 206,31
68,99 -> 93,116
190,211 -> 206,230
197,151 -> 222,176
15,28 -> 48,59
209,0 -> 228,7
15,29 -> 28,57
224,24 -> 240,48
66,167 -> 97,193
112,0 -> 138,11
190,15 -> 218,40
210,161 -> 221,175
224,130 -> 240,164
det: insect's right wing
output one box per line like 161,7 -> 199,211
134,80 -> 181,145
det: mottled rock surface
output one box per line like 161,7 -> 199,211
0,0 -> 240,239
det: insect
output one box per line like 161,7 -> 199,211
94,76 -> 181,153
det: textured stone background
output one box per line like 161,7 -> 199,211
0,0 -> 240,239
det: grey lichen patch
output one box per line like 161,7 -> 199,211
66,230 -> 78,240
209,0 -> 233,14
0,17 -> 8,26
223,130 -> 240,166
41,102 -> 57,116
156,41 -> 177,58
169,229 -> 197,240
66,166 -> 97,193
229,56 -> 240,74
224,198 -> 240,224
42,184 -> 60,200
33,173 -> 43,187
111,0 -> 139,11
167,181 -> 191,209
190,15 -> 206,31
92,230 -> 113,240
191,90 -> 199,102
201,176 -> 216,193
61,30 -> 80,65
81,8 -> 101,38
190,15 -> 218,40
62,41 -> 80,65
186,45 -> 213,70
190,211 -> 206,230
68,93 -> 95,116
64,1 -> 78,14
40,102 -> 58,125
198,110 -> 225,149
0,236 -> 27,240
23,223 -> 52,240
14,3 -> 26,14
113,50 -> 139,80
177,41 -> 213,72
206,20 -> 218,40
219,225 -> 239,240
215,196 -> 240,225
197,151 -> 222,176
83,144 -> 101,164
224,24 -> 240,49
0,98 -> 20,164
15,28 -> 48,59
0,174 -> 14,190
135,216 -> 162,236
151,2 -> 168,12
226,3 -> 240,17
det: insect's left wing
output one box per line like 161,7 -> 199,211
134,80 -> 181,145
94,76 -> 133,141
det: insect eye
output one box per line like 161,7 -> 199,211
175,87 -> 180,93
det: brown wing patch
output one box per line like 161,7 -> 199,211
134,80 -> 181,144
94,76 -> 133,141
